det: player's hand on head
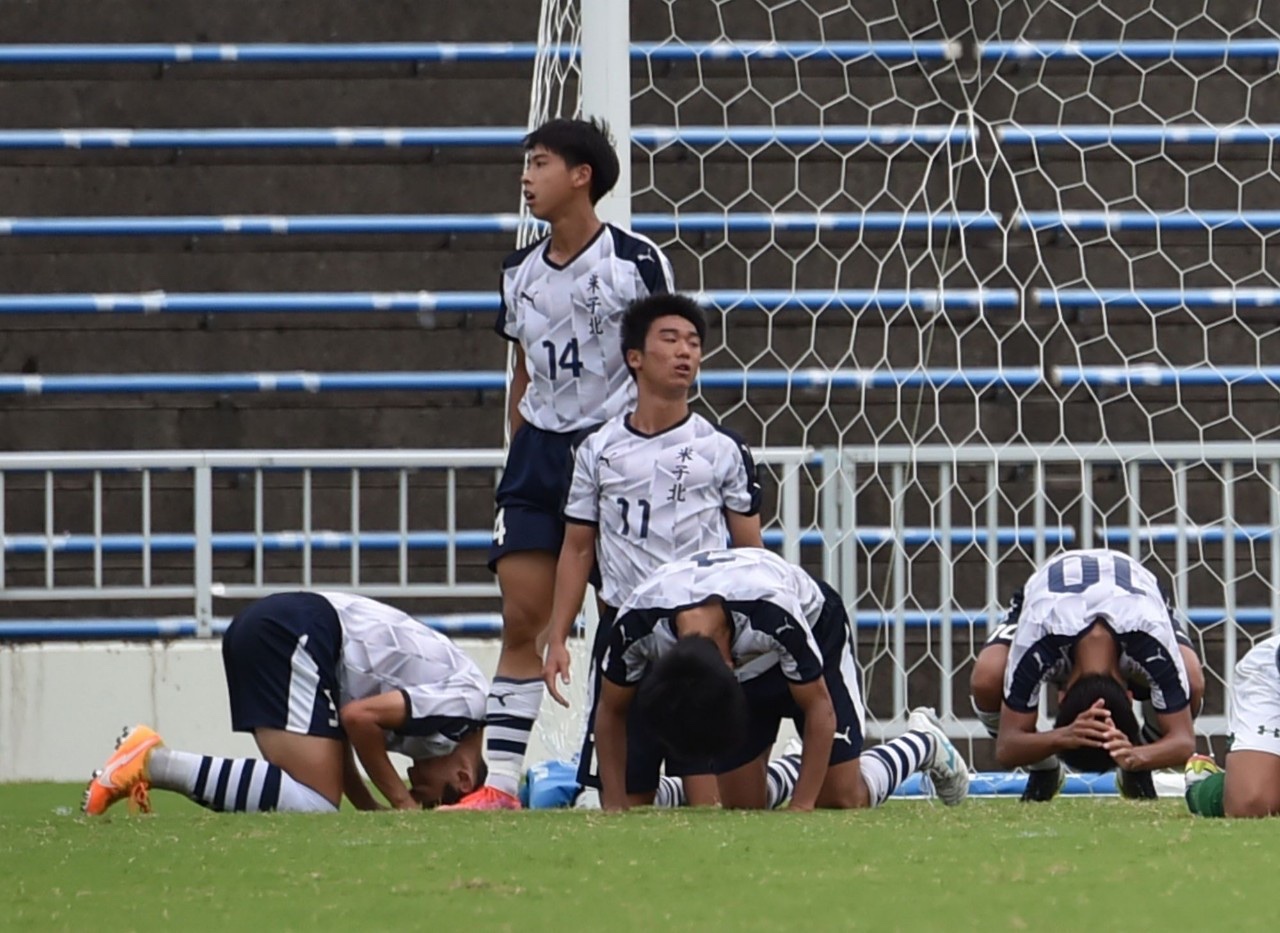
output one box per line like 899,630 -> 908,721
1103,727 -> 1140,769
1064,698 -> 1113,748
543,641 -> 573,707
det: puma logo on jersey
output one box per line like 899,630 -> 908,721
636,250 -> 655,263
520,290 -> 537,304
1146,649 -> 1167,664
774,620 -> 797,635
834,727 -> 854,745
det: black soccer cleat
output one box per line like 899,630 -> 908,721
1116,768 -> 1159,800
1019,762 -> 1064,802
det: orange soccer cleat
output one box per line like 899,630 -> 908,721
436,785 -> 523,811
81,724 -> 164,816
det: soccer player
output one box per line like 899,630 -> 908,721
539,291 -> 763,807
1185,632 -> 1280,818
82,591 -> 488,816
969,548 -> 1204,801
458,118 -> 675,810
593,547 -> 971,812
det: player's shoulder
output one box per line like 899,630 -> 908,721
501,236 -> 548,272
568,418 -> 614,452
606,223 -> 665,258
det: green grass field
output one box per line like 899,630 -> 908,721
3,783 -> 1273,931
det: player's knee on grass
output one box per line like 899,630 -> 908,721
1223,751 -> 1280,818
252,728 -> 345,806
634,635 -> 748,761
717,755 -> 770,809
815,758 -> 871,810
969,643 -> 1008,715
1054,674 -> 1141,773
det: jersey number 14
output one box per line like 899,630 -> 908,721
541,338 -> 583,379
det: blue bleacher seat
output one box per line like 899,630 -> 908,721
0,367 -> 1046,395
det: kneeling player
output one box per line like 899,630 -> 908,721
969,548 -> 1203,801
1185,633 -> 1280,818
594,548 -> 970,811
82,591 -> 488,815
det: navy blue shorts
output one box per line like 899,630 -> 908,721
222,592 -> 344,740
716,582 -> 865,773
487,423 -> 586,571
576,606 -> 717,795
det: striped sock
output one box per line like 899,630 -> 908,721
858,731 -> 934,807
766,753 -> 802,809
653,775 -> 685,808
484,677 -> 544,797
148,748 -> 335,813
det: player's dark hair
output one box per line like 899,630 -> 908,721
523,117 -> 620,204
1054,673 -> 1141,773
620,293 -> 709,380
634,635 -> 747,761
438,759 -> 488,808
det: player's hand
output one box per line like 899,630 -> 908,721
1104,729 -> 1143,770
543,640 -> 573,708
1062,698 -> 1114,748
786,800 -> 816,813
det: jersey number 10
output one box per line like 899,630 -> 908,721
1046,552 -> 1147,596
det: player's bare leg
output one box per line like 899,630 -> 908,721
447,550 -> 556,809
1223,750 -> 1280,818
251,728 -> 345,806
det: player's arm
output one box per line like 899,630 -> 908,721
785,677 -> 836,811
507,344 -> 529,436
595,678 -> 636,811
341,741 -> 385,811
1105,706 -> 1195,771
725,509 -> 763,548
544,520 -> 599,706
339,691 -> 420,811
994,699 -> 1113,768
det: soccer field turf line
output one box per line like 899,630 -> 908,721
3,783 -> 1277,931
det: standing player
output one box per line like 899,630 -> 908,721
593,548 -> 970,812
458,118 -> 675,810
969,548 -> 1203,801
1185,632 -> 1280,818
539,292 -> 763,807
82,591 -> 488,815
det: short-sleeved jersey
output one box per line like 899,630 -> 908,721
601,548 -> 828,688
562,413 -> 761,608
495,224 -> 675,434
319,592 -> 489,759
1001,549 -> 1190,714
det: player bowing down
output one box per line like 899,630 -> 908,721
83,592 -> 488,815
969,548 -> 1204,801
593,547 -> 970,811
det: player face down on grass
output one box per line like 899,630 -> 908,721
969,550 -> 1202,796
594,549 -> 970,812
83,593 -> 488,816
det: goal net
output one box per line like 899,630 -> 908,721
528,0 -> 1280,768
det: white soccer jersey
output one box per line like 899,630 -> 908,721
495,224 -> 675,434
563,413 -> 761,607
1002,549 -> 1190,713
319,592 -> 489,759
601,548 -> 828,687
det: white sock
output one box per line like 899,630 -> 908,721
148,748 -> 336,813
766,754 -> 802,809
484,677 -> 544,797
653,775 -> 685,808
974,705 -> 1001,739
858,731 -> 934,807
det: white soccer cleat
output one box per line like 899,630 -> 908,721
906,707 -> 970,806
